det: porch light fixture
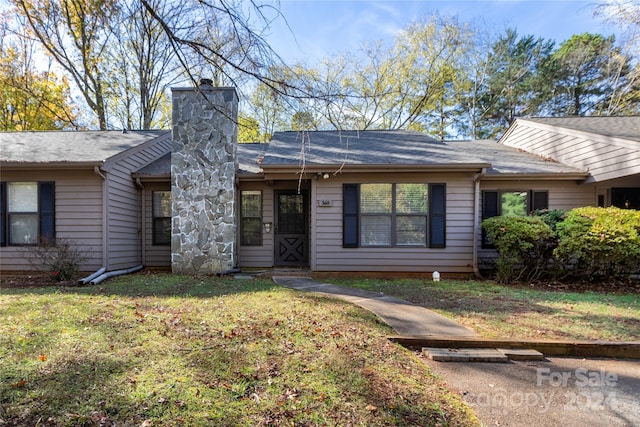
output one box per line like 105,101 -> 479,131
263,222 -> 272,233
315,172 -> 330,180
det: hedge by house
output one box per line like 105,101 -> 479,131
482,207 -> 640,283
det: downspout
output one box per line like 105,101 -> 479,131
472,168 -> 486,279
94,165 -> 109,269
90,264 -> 144,285
135,178 -> 146,267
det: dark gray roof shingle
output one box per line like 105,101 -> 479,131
261,130 -> 488,167
448,140 -> 587,175
133,143 -> 267,177
0,130 -> 170,164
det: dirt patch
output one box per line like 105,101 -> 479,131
0,274 -> 78,288
517,278 -> 640,294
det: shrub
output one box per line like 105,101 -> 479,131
20,237 -> 87,282
555,207 -> 640,279
482,215 -> 555,283
533,209 -> 567,231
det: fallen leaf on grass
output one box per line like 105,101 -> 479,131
366,404 -> 378,411
11,379 -> 27,388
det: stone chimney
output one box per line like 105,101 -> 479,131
170,80 -> 238,274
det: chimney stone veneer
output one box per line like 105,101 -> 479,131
171,83 -> 238,274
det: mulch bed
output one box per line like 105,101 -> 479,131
0,274 -> 79,288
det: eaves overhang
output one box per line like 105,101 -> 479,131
0,160 -> 104,171
261,162 -> 490,177
481,172 -> 590,181
130,173 -> 171,182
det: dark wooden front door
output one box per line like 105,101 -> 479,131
275,190 -> 309,266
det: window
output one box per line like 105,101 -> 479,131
611,187 -> 640,210
152,191 -> 171,245
482,189 -> 548,247
241,190 -> 262,246
0,181 -> 55,246
343,183 -> 445,248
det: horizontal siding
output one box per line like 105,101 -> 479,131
103,136 -> 171,270
238,182 -> 275,268
142,183 -> 171,268
504,122 -> 640,182
311,172 -> 476,273
0,170 -> 104,273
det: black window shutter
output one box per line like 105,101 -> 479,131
429,183 -> 446,248
530,190 -> 549,212
39,182 -> 55,242
343,184 -> 359,248
0,182 -> 5,247
482,190 -> 499,247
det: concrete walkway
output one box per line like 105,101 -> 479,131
272,276 -> 476,337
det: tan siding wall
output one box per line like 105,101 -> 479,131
103,135 -> 171,270
311,172 -> 476,274
142,182 -> 171,268
503,123 -> 640,182
0,169 -> 104,273
238,182 -> 274,268
477,179 -> 597,265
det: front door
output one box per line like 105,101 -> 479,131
275,190 -> 309,266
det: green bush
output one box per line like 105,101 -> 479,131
555,207 -> 640,279
533,209 -> 567,231
482,215 -> 555,283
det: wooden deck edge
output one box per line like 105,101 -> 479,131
388,335 -> 640,359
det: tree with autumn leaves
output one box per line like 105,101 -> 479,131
0,13 -> 77,130
4,0 -> 640,137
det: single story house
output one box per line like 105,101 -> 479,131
1,82 -> 638,278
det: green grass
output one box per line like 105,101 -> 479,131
326,278 -> 640,341
0,273 -> 478,426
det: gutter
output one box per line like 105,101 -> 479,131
261,163 -> 491,174
472,168 -> 486,279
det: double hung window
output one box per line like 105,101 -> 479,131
0,181 -> 55,246
343,183 -> 445,248
152,191 -> 172,245
240,190 -> 262,246
481,190 -> 549,247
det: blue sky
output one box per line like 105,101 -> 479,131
266,1 -> 619,63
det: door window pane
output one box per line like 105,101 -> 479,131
278,193 -> 305,234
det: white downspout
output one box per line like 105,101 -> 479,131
472,168 -> 486,279
94,165 -> 109,270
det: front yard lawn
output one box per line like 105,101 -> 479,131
0,273 -> 478,427
326,278 -> 640,341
